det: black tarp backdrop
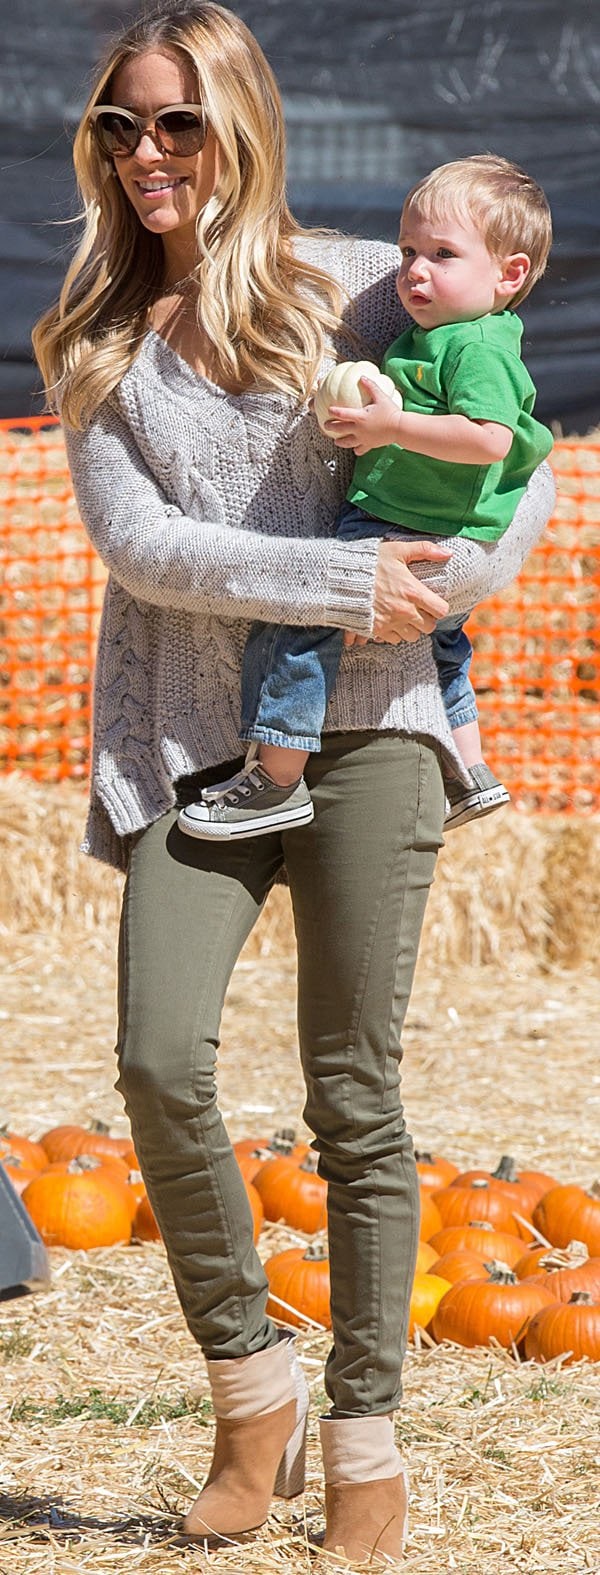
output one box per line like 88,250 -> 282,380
1,0 -> 599,428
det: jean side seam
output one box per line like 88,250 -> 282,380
186,846 -> 271,1349
241,623 -> 285,738
340,747 -> 423,1395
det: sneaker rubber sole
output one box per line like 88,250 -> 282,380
444,782 -> 511,830
177,800 -> 315,840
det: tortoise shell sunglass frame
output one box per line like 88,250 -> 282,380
89,102 -> 208,159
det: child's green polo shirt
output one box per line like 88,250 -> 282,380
347,312 -> 553,541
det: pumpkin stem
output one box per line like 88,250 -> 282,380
414,1150 -> 435,1163
483,1260 -> 518,1284
469,1221 -> 494,1231
589,1180 -> 600,1200
299,1153 -> 320,1174
470,1178 -> 491,1190
567,1291 -> 594,1304
303,1238 -> 328,1261
493,1155 -> 519,1182
89,1120 -> 111,1135
271,1127 -> 298,1153
68,1155 -> 103,1173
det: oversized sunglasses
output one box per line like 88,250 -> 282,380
89,102 -> 207,158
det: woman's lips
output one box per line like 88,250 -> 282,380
134,176 -> 188,199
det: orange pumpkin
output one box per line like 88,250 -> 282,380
418,1190 -> 443,1242
451,1155 -> 556,1219
522,1241 -> 600,1304
431,1261 -> 556,1351
265,1240 -> 331,1329
415,1241 -> 438,1274
489,1156 -> 557,1214
232,1135 -> 269,1159
533,1182 -> 600,1257
265,1128 -> 311,1162
40,1122 -> 132,1167
514,1243 -> 562,1279
22,1156 -> 132,1249
432,1179 -> 523,1237
428,1222 -> 524,1269
429,1249 -> 488,1286
133,1192 -> 162,1242
245,1179 -> 264,1243
1,1152 -> 41,1196
235,1151 -> 266,1184
414,1150 -> 459,1192
524,1292 -> 600,1364
253,1152 -> 327,1234
233,1129 -> 310,1181
408,1272 -> 452,1338
122,1169 -> 147,1220
0,1127 -> 47,1173
115,1140 -> 140,1167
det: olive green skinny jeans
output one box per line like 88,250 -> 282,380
115,729 -> 445,1414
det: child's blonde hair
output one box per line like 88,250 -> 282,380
401,154 -> 552,308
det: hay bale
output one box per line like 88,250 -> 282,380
1,775 -> 599,968
541,819 -> 600,967
0,773 -> 122,937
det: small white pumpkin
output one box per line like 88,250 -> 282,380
313,360 -> 403,433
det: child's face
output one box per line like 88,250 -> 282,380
397,208 -> 510,329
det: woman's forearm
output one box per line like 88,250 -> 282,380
413,461 -> 556,616
64,403 -> 379,633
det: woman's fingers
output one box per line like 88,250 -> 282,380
372,618 -> 421,644
374,541 -> 450,624
397,539 -> 453,568
344,535 -> 453,647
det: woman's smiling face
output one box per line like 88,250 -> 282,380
108,49 -> 220,261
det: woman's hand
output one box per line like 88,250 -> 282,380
344,538 -> 451,647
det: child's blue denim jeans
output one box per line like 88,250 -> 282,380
239,502 -> 477,750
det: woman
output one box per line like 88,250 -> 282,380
33,2 -> 555,1562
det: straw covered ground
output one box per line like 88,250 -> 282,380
1,779 -> 599,1574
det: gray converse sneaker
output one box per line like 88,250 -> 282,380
444,762 -> 510,830
177,760 -> 314,840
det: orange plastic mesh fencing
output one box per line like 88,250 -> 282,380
468,442 -> 600,814
1,417 -> 599,810
0,418 -> 106,782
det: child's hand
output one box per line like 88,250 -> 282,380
324,378 -> 403,455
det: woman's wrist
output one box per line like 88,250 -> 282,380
326,536 -> 380,633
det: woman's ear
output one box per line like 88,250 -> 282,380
496,252 -> 531,302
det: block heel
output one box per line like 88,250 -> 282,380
273,1336 -> 310,1498
273,1404 -> 308,1497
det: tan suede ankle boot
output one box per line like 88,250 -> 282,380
182,1330 -> 309,1544
319,1414 -> 409,1567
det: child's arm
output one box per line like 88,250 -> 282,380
326,376 -> 513,463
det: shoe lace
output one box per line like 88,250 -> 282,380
203,768 -> 266,808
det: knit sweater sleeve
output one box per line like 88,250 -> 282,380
411,460 -> 556,612
63,400 -> 379,632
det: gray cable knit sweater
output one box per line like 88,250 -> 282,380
63,237 -> 555,870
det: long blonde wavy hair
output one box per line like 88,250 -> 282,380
32,1 -> 347,429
